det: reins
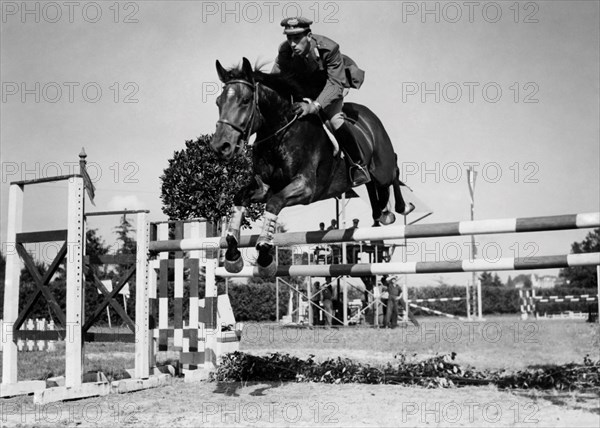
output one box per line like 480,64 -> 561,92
218,79 -> 299,147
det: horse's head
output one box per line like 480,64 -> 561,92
211,57 -> 260,160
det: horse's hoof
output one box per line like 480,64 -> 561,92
258,259 -> 277,279
379,211 -> 396,225
224,255 -> 244,273
402,202 -> 415,216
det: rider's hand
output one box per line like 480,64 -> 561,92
292,101 -> 320,118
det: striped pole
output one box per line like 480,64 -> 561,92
532,295 -> 598,303
408,297 -> 465,303
149,212 -> 600,252
409,303 -> 466,320
216,253 -> 600,278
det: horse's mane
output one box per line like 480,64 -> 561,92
225,64 -> 304,100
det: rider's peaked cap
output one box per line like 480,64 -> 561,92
281,17 -> 312,35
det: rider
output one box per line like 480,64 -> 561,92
271,17 -> 369,186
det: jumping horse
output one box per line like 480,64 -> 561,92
211,58 -> 414,277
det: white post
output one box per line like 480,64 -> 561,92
134,211 -> 149,379
374,283 -> 380,328
2,185 -> 23,385
597,265 -> 599,324
403,281 -> 409,324
205,259 -> 218,371
465,281 -> 471,321
65,177 -> 84,388
157,223 -> 169,362
341,194 -> 348,327
477,278 -> 483,320
174,256 -> 184,348
188,221 -> 201,367
307,278 -> 313,327
275,248 -> 279,322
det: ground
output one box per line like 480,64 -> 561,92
1,316 -> 599,427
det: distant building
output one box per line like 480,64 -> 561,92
531,274 -> 558,289
513,280 -> 526,289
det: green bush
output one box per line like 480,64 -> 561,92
227,281 -> 290,321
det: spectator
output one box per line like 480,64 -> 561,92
321,282 -> 333,327
311,281 -> 322,325
327,219 -> 338,230
384,275 -> 401,329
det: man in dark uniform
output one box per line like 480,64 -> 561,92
384,274 -> 402,328
321,282 -> 334,327
272,17 -> 369,187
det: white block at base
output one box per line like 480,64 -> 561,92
111,374 -> 171,394
184,368 -> 212,382
33,382 -> 110,405
0,380 -> 46,398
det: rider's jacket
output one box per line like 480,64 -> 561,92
272,34 -> 365,111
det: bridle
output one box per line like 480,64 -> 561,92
216,79 -> 260,154
216,79 -> 300,152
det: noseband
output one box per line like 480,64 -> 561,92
216,79 -> 260,154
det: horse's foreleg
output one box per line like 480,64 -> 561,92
256,176 -> 313,278
224,205 -> 245,273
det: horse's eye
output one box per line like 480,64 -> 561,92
241,97 -> 251,105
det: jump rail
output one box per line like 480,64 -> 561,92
215,253 -> 600,278
149,212 -> 600,252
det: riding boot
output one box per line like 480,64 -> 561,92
334,122 -> 371,186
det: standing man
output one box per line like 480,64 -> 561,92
321,282 -> 333,327
311,281 -> 322,325
272,17 -> 369,186
384,275 -> 402,329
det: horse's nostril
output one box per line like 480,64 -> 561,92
221,142 -> 231,154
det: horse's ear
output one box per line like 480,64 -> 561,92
216,60 -> 228,83
242,57 -> 254,83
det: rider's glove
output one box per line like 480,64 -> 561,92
292,100 -> 320,118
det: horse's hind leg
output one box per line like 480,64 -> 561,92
366,182 -> 395,226
393,168 -> 415,215
366,182 -> 383,226
376,184 -> 396,225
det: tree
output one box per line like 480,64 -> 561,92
479,271 -> 503,287
85,229 -> 110,283
506,275 -> 514,288
512,274 -> 532,289
559,228 -> 599,288
160,134 -> 263,228
111,214 -> 137,278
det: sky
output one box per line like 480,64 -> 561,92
1,0 -> 599,287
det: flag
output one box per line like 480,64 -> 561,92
81,164 -> 96,206
467,167 -> 477,205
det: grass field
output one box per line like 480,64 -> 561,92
2,315 -> 599,382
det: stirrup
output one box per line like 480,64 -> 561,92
350,164 -> 371,187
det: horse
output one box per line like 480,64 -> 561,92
211,58 -> 414,277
